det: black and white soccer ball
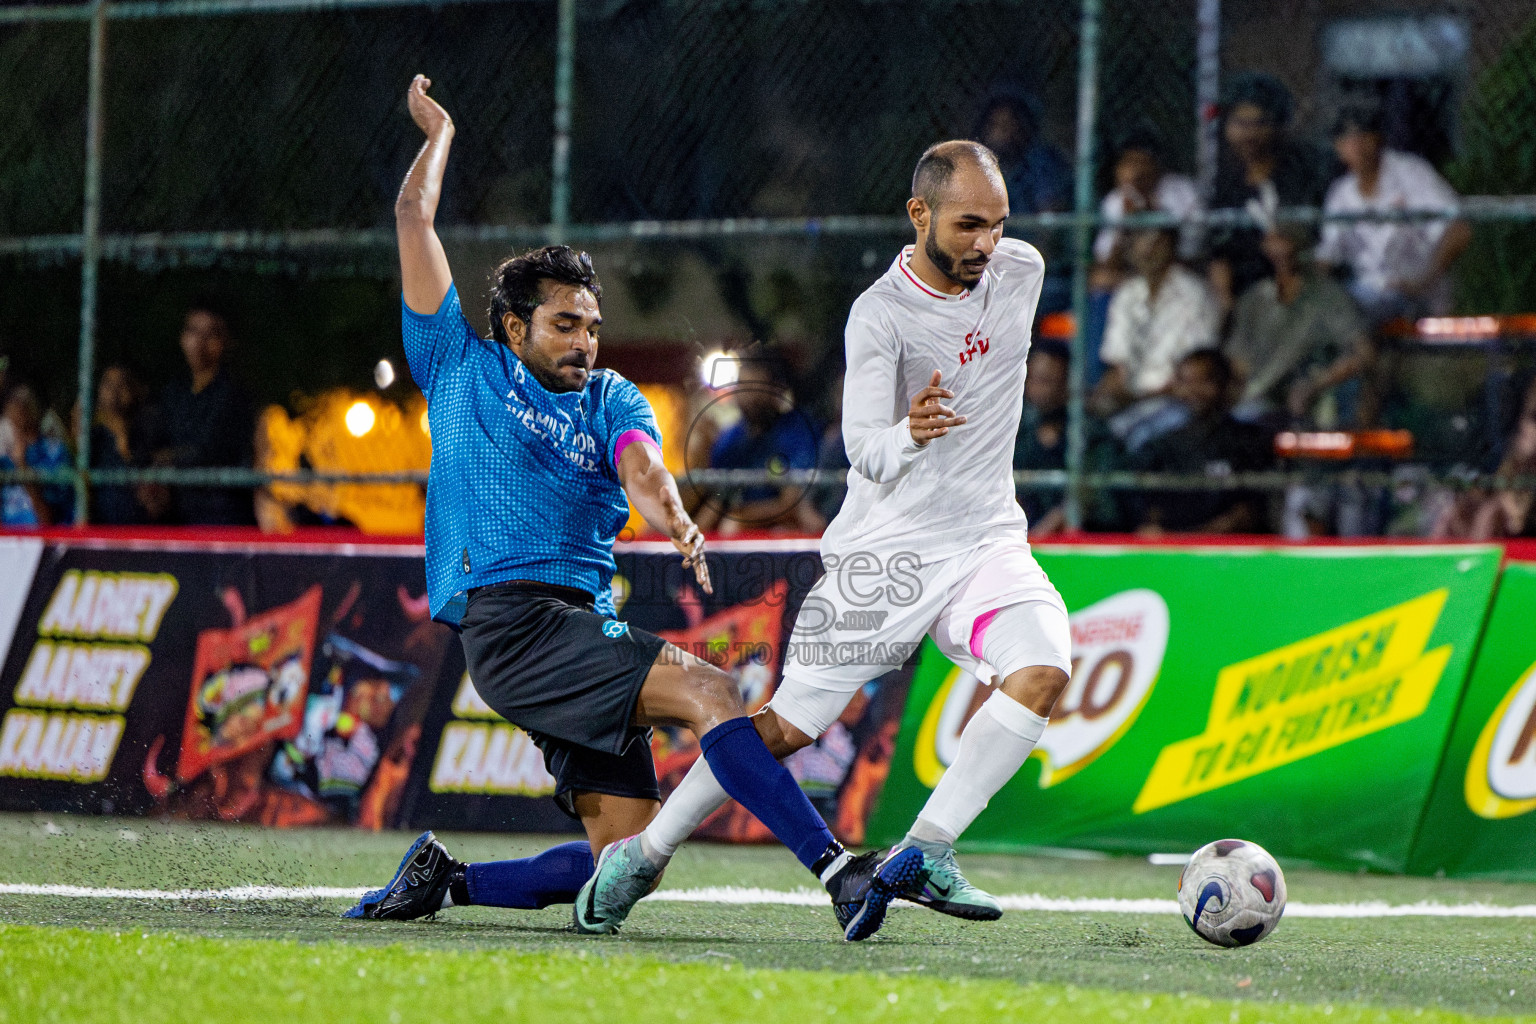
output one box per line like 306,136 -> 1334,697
1176,838 -> 1286,947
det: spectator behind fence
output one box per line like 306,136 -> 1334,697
692,357 -> 825,536
1091,129 -> 1202,291
87,364 -> 153,525
1012,341 -> 1122,535
1317,105 -> 1472,326
1225,224 -> 1375,428
1132,350 -> 1272,535
1092,228 -> 1221,440
1435,380 -> 1536,540
1208,73 -> 1332,312
146,300 -> 256,525
0,385 -> 73,527
976,87 -> 1073,314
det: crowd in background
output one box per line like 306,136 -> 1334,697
2,72 -> 1530,541
0,298 -> 257,529
691,72 -> 1532,542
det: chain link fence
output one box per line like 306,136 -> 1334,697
0,0 -> 1534,531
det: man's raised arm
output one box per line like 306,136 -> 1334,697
397,74 -> 455,315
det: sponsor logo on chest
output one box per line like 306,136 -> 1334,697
957,330 -> 991,367
503,365 -> 602,473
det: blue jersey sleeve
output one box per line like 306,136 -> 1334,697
402,284 -> 481,395
604,374 -> 662,469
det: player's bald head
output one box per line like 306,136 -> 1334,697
911,140 -> 1005,211
906,140 -> 1010,290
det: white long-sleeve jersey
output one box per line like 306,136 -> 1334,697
822,238 -> 1044,563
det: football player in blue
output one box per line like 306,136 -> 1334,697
345,75 -> 922,941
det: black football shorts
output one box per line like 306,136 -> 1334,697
458,580 -> 667,815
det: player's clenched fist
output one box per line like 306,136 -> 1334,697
406,74 -> 454,138
908,369 -> 966,445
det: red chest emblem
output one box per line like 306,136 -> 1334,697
958,330 -> 990,366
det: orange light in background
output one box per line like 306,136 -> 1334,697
419,409 -> 430,435
259,390 -> 431,534
345,401 -> 376,437
1274,429 -> 1414,461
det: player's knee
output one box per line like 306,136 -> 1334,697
1039,665 -> 1071,701
980,601 -> 1073,715
1001,664 -> 1070,716
752,707 -> 815,758
687,661 -> 745,719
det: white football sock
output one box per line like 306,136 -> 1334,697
641,754 -> 732,861
902,818 -> 955,847
911,689 -> 1047,843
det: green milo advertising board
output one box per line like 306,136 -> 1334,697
1409,561 -> 1536,880
868,545 -> 1503,872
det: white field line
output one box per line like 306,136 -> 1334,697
0,884 -> 367,900
4,882 -> 1536,919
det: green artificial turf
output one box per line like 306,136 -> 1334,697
1,924 -> 1529,1024
0,813 -> 1533,1022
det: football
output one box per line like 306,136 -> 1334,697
1177,838 -> 1287,947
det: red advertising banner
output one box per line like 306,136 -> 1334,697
176,585 -> 322,781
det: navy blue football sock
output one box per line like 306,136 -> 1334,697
459,841 -> 595,909
699,717 -> 841,873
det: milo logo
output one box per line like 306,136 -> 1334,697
1044,589 -> 1170,785
913,589 -> 1169,789
1464,659 -> 1536,820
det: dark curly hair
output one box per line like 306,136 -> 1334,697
488,245 -> 601,345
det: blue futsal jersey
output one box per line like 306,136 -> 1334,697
403,284 -> 661,627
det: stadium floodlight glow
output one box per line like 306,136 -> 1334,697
702,351 -> 739,388
374,359 -> 396,389
345,400 -> 376,438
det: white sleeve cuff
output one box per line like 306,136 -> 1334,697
899,417 -> 929,454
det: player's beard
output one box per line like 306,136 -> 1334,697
522,348 -> 590,394
925,231 -> 986,288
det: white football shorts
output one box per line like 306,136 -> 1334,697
771,537 -> 1070,738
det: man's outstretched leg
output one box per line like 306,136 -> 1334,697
574,646 -> 923,941
893,601 -> 1070,921
634,680 -> 846,876
345,772 -> 659,920
345,833 -> 598,920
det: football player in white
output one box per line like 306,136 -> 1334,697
592,140 -> 1072,922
